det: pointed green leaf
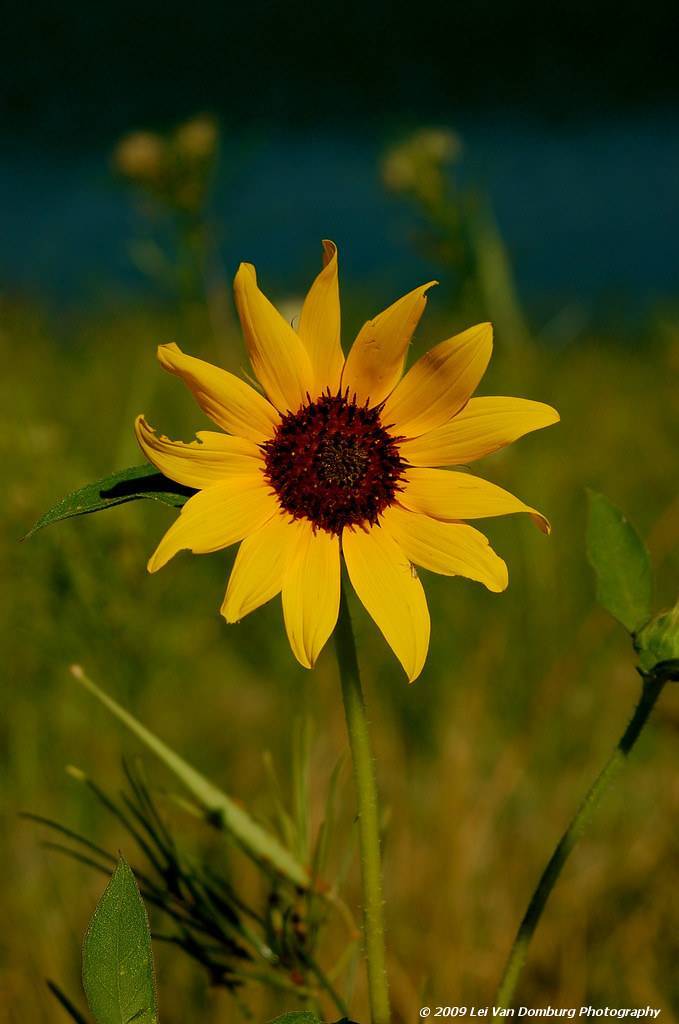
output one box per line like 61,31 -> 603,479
25,465 -> 194,539
82,858 -> 158,1024
586,490 -> 652,634
71,667 -> 310,889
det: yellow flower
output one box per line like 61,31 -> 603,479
136,242 -> 558,681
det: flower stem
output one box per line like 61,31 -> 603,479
335,583 -> 391,1024
495,675 -> 666,1008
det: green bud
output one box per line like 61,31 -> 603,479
635,600 -> 679,682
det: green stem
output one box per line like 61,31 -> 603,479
495,676 -> 666,1008
334,583 -> 391,1024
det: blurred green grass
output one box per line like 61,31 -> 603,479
3,293 -> 679,1022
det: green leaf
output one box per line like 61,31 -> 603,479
71,666 -> 310,890
25,465 -> 194,539
82,857 -> 158,1024
586,490 -> 652,634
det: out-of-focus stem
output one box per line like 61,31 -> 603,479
495,676 -> 666,1008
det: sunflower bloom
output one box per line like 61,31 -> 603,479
136,242 -> 558,681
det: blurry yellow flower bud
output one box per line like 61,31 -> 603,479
381,126 -> 462,201
381,150 -> 418,192
415,127 -> 462,164
174,115 -> 219,161
113,131 -> 165,181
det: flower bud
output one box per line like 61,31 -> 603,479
382,150 -> 418,192
636,600 -> 679,681
381,127 -> 462,205
415,127 -> 462,164
174,115 -> 219,161
113,131 -> 165,181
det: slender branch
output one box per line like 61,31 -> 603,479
302,951 -> 351,1019
334,583 -> 391,1024
70,665 -> 309,888
495,676 -> 667,1008
46,981 -> 89,1024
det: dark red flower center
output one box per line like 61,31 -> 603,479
262,392 -> 407,534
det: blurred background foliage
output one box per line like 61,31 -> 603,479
2,4 -> 679,1021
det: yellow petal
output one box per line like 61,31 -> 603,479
342,523 -> 430,683
221,513 -> 296,622
282,522 -> 341,669
298,240 -> 344,396
400,467 -> 550,533
147,474 -> 278,572
381,322 -> 493,438
400,396 -> 560,466
233,262 -> 314,413
157,343 -> 279,443
381,504 -> 508,592
135,416 -> 263,489
341,281 -> 437,406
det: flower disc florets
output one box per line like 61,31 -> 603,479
262,392 -> 407,534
